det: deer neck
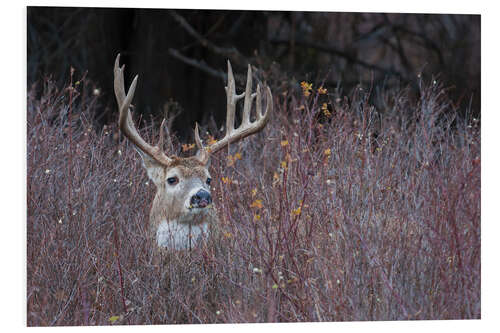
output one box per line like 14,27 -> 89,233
150,191 -> 214,250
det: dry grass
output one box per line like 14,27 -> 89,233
27,74 -> 480,325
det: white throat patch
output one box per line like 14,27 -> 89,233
156,220 -> 209,250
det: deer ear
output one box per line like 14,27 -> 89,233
135,148 -> 165,186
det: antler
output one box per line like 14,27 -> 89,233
195,61 -> 273,155
114,54 -> 171,166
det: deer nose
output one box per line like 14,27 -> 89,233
190,190 -> 212,208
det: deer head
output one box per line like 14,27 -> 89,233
113,54 -> 272,250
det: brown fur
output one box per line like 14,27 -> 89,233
141,154 -> 217,251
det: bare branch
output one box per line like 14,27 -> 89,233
168,48 -> 255,86
269,37 -> 409,82
169,10 -> 248,66
168,48 -> 227,82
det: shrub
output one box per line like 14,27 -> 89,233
27,73 -> 480,325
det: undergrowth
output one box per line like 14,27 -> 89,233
27,73 -> 480,325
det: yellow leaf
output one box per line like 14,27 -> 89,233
324,148 -> 331,157
250,199 -> 263,209
234,152 -> 242,160
300,81 -> 313,97
317,86 -> 327,94
109,316 -> 120,323
280,140 -> 289,147
182,143 -> 195,152
322,103 -> 332,117
292,207 -> 302,216
207,135 -> 217,145
251,188 -> 257,197
300,81 -> 312,91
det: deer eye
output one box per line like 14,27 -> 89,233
206,177 -> 212,185
167,177 -> 179,186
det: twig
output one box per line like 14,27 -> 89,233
111,218 -> 129,321
66,67 -> 74,236
269,37 -> 408,82
391,24 -> 445,66
169,10 -> 248,66
168,48 -> 227,82
50,282 -> 78,325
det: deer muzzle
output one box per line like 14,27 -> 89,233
190,189 -> 212,208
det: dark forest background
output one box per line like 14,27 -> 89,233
27,7 -> 480,140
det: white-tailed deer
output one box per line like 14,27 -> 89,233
113,54 -> 272,251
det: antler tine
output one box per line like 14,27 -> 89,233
255,84 -> 273,120
242,64 -> 255,126
114,54 -> 171,166
158,118 -> 166,151
160,118 -> 175,153
208,61 -> 273,155
225,60 -> 245,137
194,122 -> 203,149
114,54 -> 127,102
194,123 -> 209,164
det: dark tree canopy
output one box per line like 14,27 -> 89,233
28,7 -> 480,138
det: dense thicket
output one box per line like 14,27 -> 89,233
27,73 -> 480,325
